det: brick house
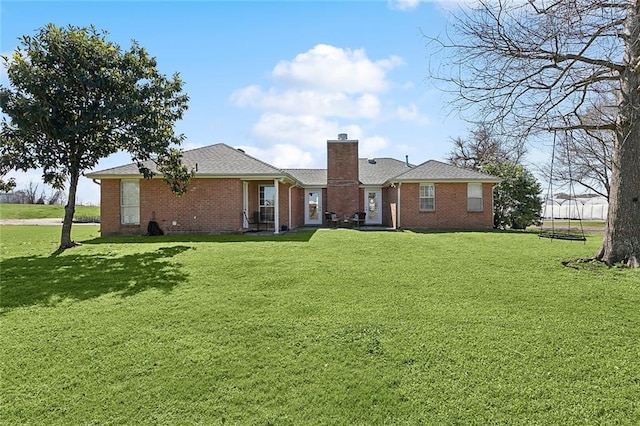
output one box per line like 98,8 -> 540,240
86,134 -> 501,236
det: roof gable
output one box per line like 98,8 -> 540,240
393,160 -> 501,182
87,143 -> 285,178
359,158 -> 412,185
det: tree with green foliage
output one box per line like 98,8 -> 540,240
0,176 -> 16,192
0,24 -> 192,250
447,125 -> 541,229
482,162 -> 543,230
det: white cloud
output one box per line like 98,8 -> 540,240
182,141 -> 208,152
251,113 -> 342,148
388,0 -> 421,11
248,114 -> 389,163
394,104 -> 430,124
272,44 -> 403,94
230,44 -> 405,139
388,0 -> 482,11
238,144 -> 316,169
230,44 -> 409,162
359,136 -> 391,159
229,85 -> 263,107
231,87 -> 380,119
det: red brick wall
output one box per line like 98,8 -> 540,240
277,182 -> 290,232
382,186 -> 398,227
290,186 -> 305,228
399,182 -> 494,229
143,178 -> 243,234
99,179 -> 127,235
327,140 -> 360,218
100,178 -> 302,236
98,175 -> 495,235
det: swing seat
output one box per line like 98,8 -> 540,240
538,231 -> 586,242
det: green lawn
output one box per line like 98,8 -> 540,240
0,203 -> 99,220
1,226 -> 638,424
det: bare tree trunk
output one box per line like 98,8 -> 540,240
59,171 -> 79,250
596,3 -> 640,268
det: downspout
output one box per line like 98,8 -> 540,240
397,182 -> 402,229
288,183 -> 296,231
242,181 -> 249,229
273,179 -> 280,234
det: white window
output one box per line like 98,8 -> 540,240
121,180 -> 140,225
468,183 -> 483,211
419,184 -> 435,211
259,185 -> 275,222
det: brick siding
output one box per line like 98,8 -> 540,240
99,178 -> 303,236
398,182 -> 494,230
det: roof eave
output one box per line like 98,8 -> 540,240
86,172 -> 293,180
391,178 -> 502,184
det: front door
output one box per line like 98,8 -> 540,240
305,189 -> 322,225
365,189 -> 382,225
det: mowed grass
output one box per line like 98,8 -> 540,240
1,225 -> 638,424
0,203 -> 99,220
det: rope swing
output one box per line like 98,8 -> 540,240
538,131 -> 587,242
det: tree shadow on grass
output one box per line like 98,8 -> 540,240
0,245 -> 191,312
404,228 -> 539,235
81,229 -> 317,245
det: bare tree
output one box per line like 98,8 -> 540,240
48,189 -> 65,205
447,124 -> 526,170
553,128 -> 613,199
429,0 -> 640,267
540,94 -> 615,199
18,182 -> 44,204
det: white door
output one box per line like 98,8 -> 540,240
365,189 -> 382,225
305,189 -> 322,225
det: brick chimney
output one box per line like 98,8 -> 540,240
326,133 -> 360,218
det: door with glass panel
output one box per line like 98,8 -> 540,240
364,189 -> 382,225
259,185 -> 275,226
304,189 -> 322,225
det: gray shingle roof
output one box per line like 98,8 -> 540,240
87,144 -> 500,184
393,160 -> 501,182
87,143 -> 286,178
359,158 -> 412,185
282,169 -> 326,186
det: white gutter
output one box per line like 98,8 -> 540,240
273,179 -> 280,235
288,184 -> 295,230
397,182 -> 402,229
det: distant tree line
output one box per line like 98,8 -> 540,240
0,182 -> 65,205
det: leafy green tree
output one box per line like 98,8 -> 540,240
0,24 -> 192,250
0,178 -> 16,192
482,162 -> 542,230
447,125 -> 540,229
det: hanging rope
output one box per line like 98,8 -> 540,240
539,130 -> 586,242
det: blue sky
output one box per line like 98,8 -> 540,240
1,0 -> 492,205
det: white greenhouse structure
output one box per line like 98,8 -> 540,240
541,197 -> 608,221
